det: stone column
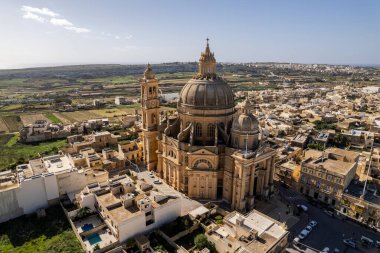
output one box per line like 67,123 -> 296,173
264,159 -> 270,187
206,175 -> 209,199
176,167 -> 180,190
249,165 -> 255,196
157,153 -> 163,177
269,156 -> 275,184
232,176 -> 237,209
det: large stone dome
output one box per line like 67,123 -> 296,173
178,78 -> 234,109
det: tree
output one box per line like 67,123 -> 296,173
54,97 -> 72,104
93,244 -> 100,250
153,245 -> 168,253
194,234 -> 217,253
334,134 -> 349,147
307,143 -> 324,151
76,207 -> 91,220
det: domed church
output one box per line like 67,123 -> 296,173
140,40 -> 276,211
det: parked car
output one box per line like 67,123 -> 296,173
321,247 -> 329,253
297,204 -> 308,212
309,220 -> 318,227
147,172 -> 154,178
333,248 -> 339,253
305,225 -> 313,233
343,239 -> 356,248
323,209 -> 334,216
376,240 -> 380,248
298,229 -> 309,240
293,237 -> 300,246
360,235 -> 374,247
153,180 -> 162,184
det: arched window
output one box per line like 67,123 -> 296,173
195,123 -> 202,137
149,87 -> 152,94
151,113 -> 156,124
194,159 -> 212,169
207,124 -> 215,137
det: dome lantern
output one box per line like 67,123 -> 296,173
197,38 -> 217,79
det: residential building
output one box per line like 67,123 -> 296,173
0,154 -> 108,222
299,148 -> 359,206
77,175 -> 181,243
206,210 -> 288,253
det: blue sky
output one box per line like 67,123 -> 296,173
0,0 -> 379,69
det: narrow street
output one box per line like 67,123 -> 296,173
279,186 -> 380,252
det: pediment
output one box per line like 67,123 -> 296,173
189,148 -> 217,156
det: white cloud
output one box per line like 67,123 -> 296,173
64,26 -> 91,33
21,6 -> 58,17
23,12 -> 45,23
20,6 -> 127,37
50,18 -> 73,27
21,6 -> 91,34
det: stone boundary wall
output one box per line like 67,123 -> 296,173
170,221 -> 200,242
156,230 -> 180,250
59,202 -> 88,252
81,223 -> 107,237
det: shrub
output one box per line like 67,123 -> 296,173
194,234 -> 217,253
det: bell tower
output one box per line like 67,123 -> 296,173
140,64 -> 159,170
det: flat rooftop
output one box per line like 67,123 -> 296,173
0,170 -> 19,191
43,155 -> 75,173
307,158 -> 355,176
227,211 -> 286,239
224,211 -> 288,253
280,161 -> 298,171
303,149 -> 323,160
29,159 -> 47,176
325,148 -> 360,161
96,192 -> 141,223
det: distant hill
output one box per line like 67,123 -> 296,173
0,62 -> 201,79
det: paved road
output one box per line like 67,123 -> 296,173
279,186 -> 380,253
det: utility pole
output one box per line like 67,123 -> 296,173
361,142 -> 374,199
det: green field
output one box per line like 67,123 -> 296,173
45,113 -> 63,124
0,205 -> 82,253
0,138 -> 67,170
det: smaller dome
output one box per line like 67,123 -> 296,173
144,64 -> 155,79
232,113 -> 259,133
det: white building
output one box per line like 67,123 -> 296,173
115,96 -> 130,105
206,210 -> 288,253
0,154 -> 108,223
77,175 -> 181,243
362,86 -> 380,94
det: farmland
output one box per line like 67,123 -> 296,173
45,113 -> 63,124
20,114 -> 49,125
0,138 -> 67,170
0,116 -> 23,133
54,107 -> 140,124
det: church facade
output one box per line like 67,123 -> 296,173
140,41 -> 276,211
